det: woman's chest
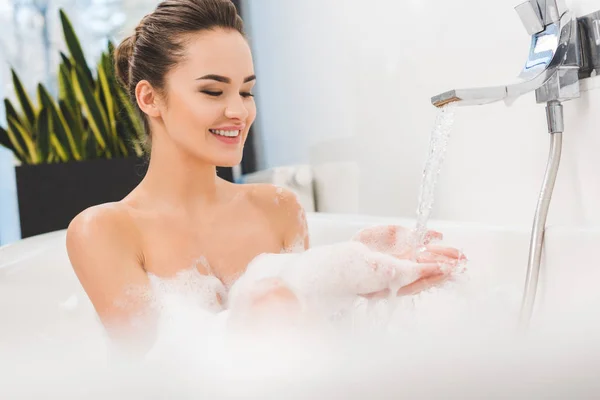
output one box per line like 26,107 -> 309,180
140,217 -> 284,287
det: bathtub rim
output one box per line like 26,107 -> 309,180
0,211 -> 536,250
4,210 -> 591,268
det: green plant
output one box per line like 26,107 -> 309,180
0,9 -> 144,164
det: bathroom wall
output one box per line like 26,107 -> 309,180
246,0 -> 600,228
2,0 -> 598,245
242,0 -> 357,170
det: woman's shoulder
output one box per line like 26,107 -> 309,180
241,183 -> 309,251
242,183 -> 303,215
68,202 -> 135,235
66,202 -> 142,265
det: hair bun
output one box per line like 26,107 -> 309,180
114,34 -> 135,88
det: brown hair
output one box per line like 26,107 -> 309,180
114,0 -> 245,142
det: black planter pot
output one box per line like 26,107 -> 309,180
15,157 -> 233,239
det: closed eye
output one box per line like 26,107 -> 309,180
202,90 -> 222,97
202,90 -> 254,98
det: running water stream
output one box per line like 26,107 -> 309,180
378,103 -> 458,322
412,103 -> 457,255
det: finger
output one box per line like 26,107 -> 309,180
396,273 -> 450,297
388,260 -> 447,288
413,262 -> 454,280
423,230 -> 443,245
361,261 -> 452,298
416,252 -> 459,265
424,245 -> 467,261
389,248 -> 414,260
360,288 -> 391,299
353,225 -> 408,248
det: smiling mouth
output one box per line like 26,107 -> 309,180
209,129 -> 241,138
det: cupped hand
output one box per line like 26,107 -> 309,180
351,224 -> 442,257
352,224 -> 466,263
351,224 -> 467,298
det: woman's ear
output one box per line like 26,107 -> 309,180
135,80 -> 161,118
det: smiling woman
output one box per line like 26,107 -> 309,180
66,0 -> 275,346
62,0 -> 464,352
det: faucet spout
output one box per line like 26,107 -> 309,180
431,87 -> 509,108
432,9 -> 579,108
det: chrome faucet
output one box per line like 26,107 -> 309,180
430,1 -> 600,329
431,1 -> 600,108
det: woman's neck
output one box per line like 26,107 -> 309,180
135,133 -> 224,214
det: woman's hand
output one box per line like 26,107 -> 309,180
352,224 -> 465,262
351,225 -> 467,298
361,260 -> 456,299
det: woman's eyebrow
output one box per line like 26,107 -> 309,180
196,74 -> 256,83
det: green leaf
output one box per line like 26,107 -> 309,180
84,130 -> 97,159
59,52 -> 72,70
37,84 -> 53,110
59,100 -> 84,154
11,69 -> 36,131
0,126 -> 12,150
4,99 -> 27,133
71,65 -> 109,154
107,40 -> 115,58
98,56 -> 117,149
101,50 -> 116,86
58,64 -> 78,111
59,9 -> 95,87
116,120 -> 136,156
5,98 -> 36,152
0,125 -> 25,161
54,107 -> 80,160
35,107 -> 52,162
58,65 -> 85,151
37,84 -> 81,160
0,128 -> 29,164
117,137 -> 128,156
50,134 -> 68,162
8,116 -> 37,163
116,85 -> 143,139
4,127 -> 27,161
114,85 -> 145,157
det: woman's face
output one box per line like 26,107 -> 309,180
158,28 -> 257,167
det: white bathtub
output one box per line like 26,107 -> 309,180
0,211 -> 538,338
2,211 -> 598,330
1,212 -> 600,397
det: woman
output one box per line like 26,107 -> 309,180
66,0 -> 464,351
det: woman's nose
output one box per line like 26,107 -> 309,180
224,96 -> 249,120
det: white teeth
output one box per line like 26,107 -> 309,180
211,129 -> 240,137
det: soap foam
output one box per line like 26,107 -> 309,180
2,234 -> 599,398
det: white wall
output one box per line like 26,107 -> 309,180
244,0 -> 358,169
246,0 -> 600,227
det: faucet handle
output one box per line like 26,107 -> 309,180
542,0 -> 568,25
516,1 -> 545,35
516,0 -> 569,34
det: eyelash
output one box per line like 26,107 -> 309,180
202,91 -> 254,98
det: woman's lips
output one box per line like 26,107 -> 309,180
209,129 -> 242,144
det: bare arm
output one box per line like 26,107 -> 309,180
66,206 -> 156,352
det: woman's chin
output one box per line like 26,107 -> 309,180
216,157 -> 242,168
196,151 -> 242,169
